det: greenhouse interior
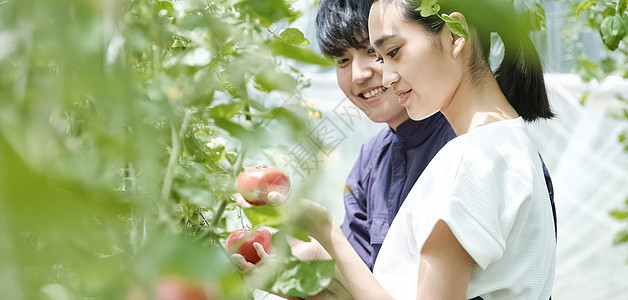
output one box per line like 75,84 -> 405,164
1,0 -> 627,299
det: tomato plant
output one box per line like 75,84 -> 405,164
0,0 -> 333,299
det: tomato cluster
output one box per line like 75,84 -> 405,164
224,165 -> 290,264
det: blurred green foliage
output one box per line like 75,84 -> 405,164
555,0 -> 628,261
0,0 -> 333,298
558,0 -> 628,81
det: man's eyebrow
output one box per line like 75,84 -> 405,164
373,34 -> 396,48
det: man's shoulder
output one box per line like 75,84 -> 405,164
349,127 -> 392,173
360,127 -> 393,156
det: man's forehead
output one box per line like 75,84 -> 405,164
334,44 -> 374,58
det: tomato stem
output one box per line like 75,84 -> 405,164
211,198 -> 228,227
161,109 -> 191,203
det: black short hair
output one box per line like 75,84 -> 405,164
315,0 -> 373,57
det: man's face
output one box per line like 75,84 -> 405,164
334,46 -> 409,128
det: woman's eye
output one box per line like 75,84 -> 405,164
387,48 -> 399,58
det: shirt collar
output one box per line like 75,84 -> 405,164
389,112 -> 449,147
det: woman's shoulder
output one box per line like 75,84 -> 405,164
429,117 -> 538,181
459,117 -> 535,159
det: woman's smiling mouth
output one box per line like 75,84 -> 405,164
396,89 -> 412,106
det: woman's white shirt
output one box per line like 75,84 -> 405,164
373,117 -> 556,300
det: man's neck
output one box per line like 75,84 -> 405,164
387,116 -> 411,131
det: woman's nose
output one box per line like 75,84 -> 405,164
382,66 -> 399,89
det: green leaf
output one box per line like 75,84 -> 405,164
254,69 -> 298,92
439,14 -> 468,39
270,257 -> 335,297
613,229 -> 628,245
619,133 -> 626,143
576,0 -> 599,19
618,0 -> 627,15
600,15 -> 626,51
145,236 -> 232,280
213,117 -> 270,148
247,98 -> 270,113
611,210 -> 628,220
209,103 -> 243,119
41,284 -> 73,300
525,3 -> 547,32
416,0 -> 440,17
278,28 -> 310,46
576,55 -> 601,82
178,14 -> 210,31
217,70 -> 249,100
236,0 -> 298,27
174,186 -> 215,206
290,228 -> 312,242
244,205 -> 289,227
155,0 -> 174,17
271,41 -> 334,66
270,231 -> 293,254
600,57 -> 617,74
265,107 -> 307,132
579,91 -> 591,105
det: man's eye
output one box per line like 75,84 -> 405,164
336,58 -> 349,65
367,47 -> 375,55
387,48 -> 399,58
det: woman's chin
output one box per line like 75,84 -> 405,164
407,108 -> 438,121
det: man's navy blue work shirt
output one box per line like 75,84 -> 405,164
340,112 -> 456,270
340,112 -> 556,270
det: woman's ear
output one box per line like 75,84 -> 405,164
448,12 -> 468,59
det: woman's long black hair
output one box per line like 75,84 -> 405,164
373,0 -> 554,121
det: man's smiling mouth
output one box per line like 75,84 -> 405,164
361,87 -> 386,99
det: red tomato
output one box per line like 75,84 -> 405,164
236,165 -> 290,206
224,228 -> 272,264
154,276 -> 209,300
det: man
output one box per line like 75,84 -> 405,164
315,0 -> 456,270
315,0 -> 555,271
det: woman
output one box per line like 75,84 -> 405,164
364,0 -> 556,298
244,0 -> 556,298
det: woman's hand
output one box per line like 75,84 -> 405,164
292,198 -> 334,242
231,194 -> 352,299
231,242 -> 270,272
233,193 -> 334,244
231,232 -> 351,299
233,192 -> 253,208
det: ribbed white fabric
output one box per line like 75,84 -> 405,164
373,117 -> 556,300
